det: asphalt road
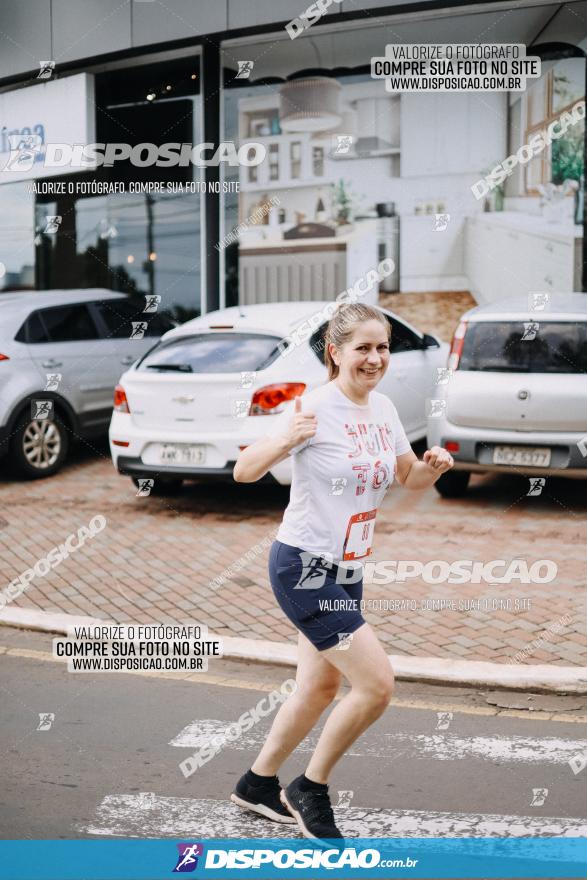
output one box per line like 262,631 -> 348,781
1,627 -> 586,842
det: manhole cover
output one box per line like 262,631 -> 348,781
486,691 -> 586,712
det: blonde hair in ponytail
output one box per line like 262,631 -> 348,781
323,303 -> 390,380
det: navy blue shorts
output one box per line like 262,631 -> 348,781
268,540 -> 366,651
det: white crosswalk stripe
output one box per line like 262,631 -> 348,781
169,719 -> 587,765
79,794 -> 587,839
79,713 -> 587,840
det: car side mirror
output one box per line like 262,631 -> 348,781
422,333 -> 440,349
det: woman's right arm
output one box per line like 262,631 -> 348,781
233,396 -> 317,483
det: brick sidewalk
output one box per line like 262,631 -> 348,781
1,443 -> 585,667
379,290 -> 477,343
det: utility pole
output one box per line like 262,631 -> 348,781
145,193 -> 155,297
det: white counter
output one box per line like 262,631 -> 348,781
237,221 -> 379,305
238,220 -> 377,251
468,210 -> 582,243
465,212 -> 583,305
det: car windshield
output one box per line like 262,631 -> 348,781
459,321 -> 587,373
137,332 -> 283,373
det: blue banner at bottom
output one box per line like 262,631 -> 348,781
1,838 -> 587,879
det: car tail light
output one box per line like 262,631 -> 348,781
249,382 -> 306,415
112,440 -> 130,447
445,441 -> 460,453
0,353 -> 9,361
447,321 -> 468,370
114,385 -> 130,413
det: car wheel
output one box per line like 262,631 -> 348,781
434,470 -> 470,498
131,476 -> 184,496
10,409 -> 70,478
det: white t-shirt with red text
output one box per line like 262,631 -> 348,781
271,380 -> 412,565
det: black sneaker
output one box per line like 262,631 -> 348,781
281,775 -> 343,840
231,772 -> 296,824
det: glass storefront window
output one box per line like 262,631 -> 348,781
5,53 -> 203,321
552,58 -> 584,113
221,63 -> 398,308
523,57 -> 585,193
222,21 -> 586,307
0,182 -> 35,291
35,189 -> 201,322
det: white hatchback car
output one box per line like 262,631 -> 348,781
427,293 -> 587,497
109,301 -> 447,492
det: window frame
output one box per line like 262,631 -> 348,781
459,319 -> 587,374
15,310 -> 49,344
523,64 -> 585,194
135,331 -> 284,373
23,303 -> 101,344
89,297 -> 176,341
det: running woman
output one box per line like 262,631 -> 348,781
230,302 -> 454,839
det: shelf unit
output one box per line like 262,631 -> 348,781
240,132 -> 328,192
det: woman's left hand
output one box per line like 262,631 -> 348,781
423,446 -> 454,474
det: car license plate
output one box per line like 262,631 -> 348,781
493,446 -> 551,467
159,444 -> 206,465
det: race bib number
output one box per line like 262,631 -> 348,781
342,509 -> 377,560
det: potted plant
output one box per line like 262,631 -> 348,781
479,163 -> 504,212
330,179 -> 355,229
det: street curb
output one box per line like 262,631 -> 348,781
2,606 -> 587,694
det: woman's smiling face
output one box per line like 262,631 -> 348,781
330,319 -> 391,390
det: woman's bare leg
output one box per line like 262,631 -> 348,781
251,632 -> 342,776
304,623 -> 394,784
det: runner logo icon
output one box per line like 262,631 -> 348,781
294,552 -> 334,589
173,843 -> 204,872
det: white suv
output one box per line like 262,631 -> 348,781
0,289 -> 175,478
427,293 -> 587,497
